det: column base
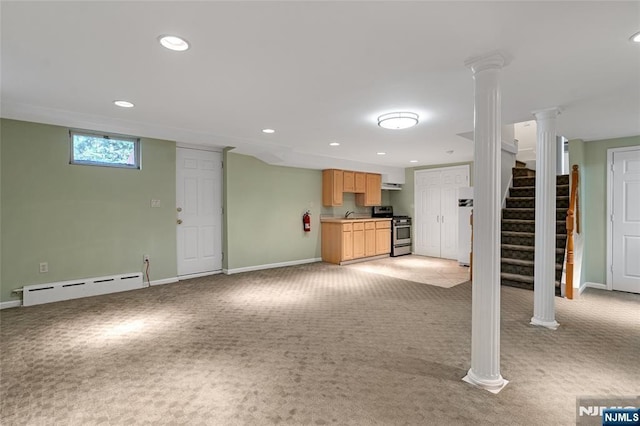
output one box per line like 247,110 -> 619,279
462,369 -> 509,394
530,317 -> 560,330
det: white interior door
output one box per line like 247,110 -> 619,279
441,168 -> 469,259
176,148 -> 222,277
440,186 -> 459,259
414,166 -> 469,259
415,170 -> 441,257
611,147 -> 640,294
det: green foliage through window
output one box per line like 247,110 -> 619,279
70,131 -> 140,169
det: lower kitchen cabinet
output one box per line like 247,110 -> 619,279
352,222 -> 365,258
364,222 -> 376,257
375,220 -> 391,255
342,223 -> 353,260
321,219 -> 391,264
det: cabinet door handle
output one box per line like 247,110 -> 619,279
437,215 -> 439,223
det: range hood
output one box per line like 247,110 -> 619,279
381,182 -> 402,191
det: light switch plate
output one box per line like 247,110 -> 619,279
151,199 -> 161,208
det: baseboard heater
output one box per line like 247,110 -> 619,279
23,273 -> 145,306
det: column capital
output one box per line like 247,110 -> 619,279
464,51 -> 511,74
532,107 -> 562,120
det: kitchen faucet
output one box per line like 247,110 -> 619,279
345,211 -> 354,218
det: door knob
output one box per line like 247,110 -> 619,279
177,207 -> 182,212
177,219 -> 183,225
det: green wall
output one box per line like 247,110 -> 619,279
578,135 -> 640,284
0,119 -> 177,303
224,152 -> 322,270
389,161 -> 474,216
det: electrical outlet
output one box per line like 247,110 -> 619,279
143,254 -> 150,263
39,262 -> 48,273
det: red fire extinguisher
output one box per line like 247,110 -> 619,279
303,210 -> 311,232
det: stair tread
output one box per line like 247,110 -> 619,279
501,272 -> 534,283
501,258 -> 564,269
502,231 -> 534,236
502,231 -> 567,238
502,219 -> 565,224
503,208 -> 568,211
507,196 -> 570,200
502,244 -> 564,254
501,272 -> 561,285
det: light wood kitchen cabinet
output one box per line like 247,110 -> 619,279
364,222 -> 376,257
343,171 -> 355,193
354,172 -> 366,193
342,223 -> 353,260
352,222 -> 365,258
375,220 -> 391,255
322,169 -> 343,206
355,173 -> 382,206
321,218 -> 391,264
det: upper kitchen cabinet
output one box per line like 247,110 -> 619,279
343,171 -> 366,193
343,171 -> 355,193
355,173 -> 382,206
354,172 -> 366,193
322,169 -> 343,206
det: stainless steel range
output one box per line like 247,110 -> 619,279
372,206 -> 412,257
391,216 -> 412,257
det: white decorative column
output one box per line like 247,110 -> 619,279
531,107 -> 561,330
462,52 -> 509,394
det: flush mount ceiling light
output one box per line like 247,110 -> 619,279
329,142 -> 340,146
410,160 -> 418,163
262,128 -> 275,134
630,31 -> 640,42
377,152 -> 386,156
158,35 -> 190,51
113,100 -> 134,108
377,112 -> 419,130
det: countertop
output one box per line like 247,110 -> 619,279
320,217 -> 392,223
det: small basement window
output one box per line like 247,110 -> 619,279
70,130 -> 140,169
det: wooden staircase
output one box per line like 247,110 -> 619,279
500,163 -> 569,295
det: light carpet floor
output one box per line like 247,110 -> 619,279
1,262 -> 638,425
344,255 -> 469,288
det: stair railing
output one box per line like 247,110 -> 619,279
565,165 -> 579,299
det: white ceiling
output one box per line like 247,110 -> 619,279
2,1 -> 639,182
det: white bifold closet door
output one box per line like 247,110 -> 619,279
414,166 -> 469,259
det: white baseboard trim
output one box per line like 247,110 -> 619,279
223,258 -> 322,275
150,277 -> 180,286
177,270 -> 222,281
583,282 -> 607,293
0,300 -> 22,310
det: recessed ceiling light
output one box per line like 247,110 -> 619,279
329,142 -> 340,146
410,160 -> 418,163
377,152 -> 386,156
114,100 -> 134,108
158,35 -> 190,51
262,129 -> 275,134
630,31 -> 640,43
378,112 -> 419,130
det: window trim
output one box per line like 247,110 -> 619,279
69,129 -> 141,170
